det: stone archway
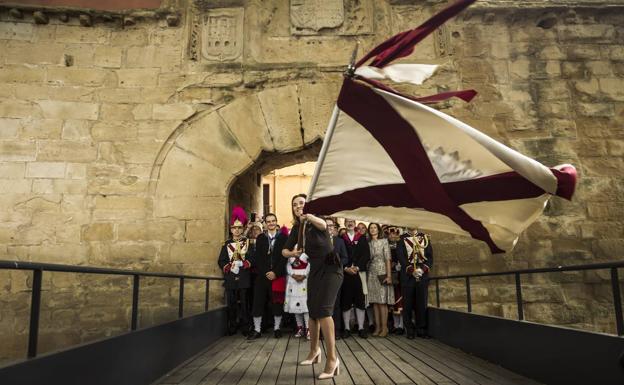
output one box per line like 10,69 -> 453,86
149,81 -> 340,275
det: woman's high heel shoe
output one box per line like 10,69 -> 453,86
299,348 -> 321,365
318,358 -> 340,380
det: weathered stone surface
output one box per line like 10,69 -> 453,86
175,112 -> 252,175
82,223 -> 114,242
298,81 -> 340,144
257,85 -> 304,152
25,162 -> 66,179
38,101 -> 99,120
217,94 -> 274,158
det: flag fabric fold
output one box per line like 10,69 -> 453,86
306,78 -> 577,253
306,0 -> 577,253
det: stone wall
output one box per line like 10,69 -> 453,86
0,0 -> 623,363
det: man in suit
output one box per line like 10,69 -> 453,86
396,228 -> 433,339
247,213 -> 289,339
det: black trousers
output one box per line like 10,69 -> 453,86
226,288 -> 249,332
340,272 -> 366,311
332,286 -> 343,333
251,276 -> 284,317
402,279 -> 429,331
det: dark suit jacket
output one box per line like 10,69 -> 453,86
396,233 -> 433,288
333,236 -> 349,267
250,231 -> 288,278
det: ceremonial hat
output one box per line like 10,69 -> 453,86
230,206 -> 248,227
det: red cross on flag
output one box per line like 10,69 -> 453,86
306,0 -> 577,253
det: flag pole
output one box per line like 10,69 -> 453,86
307,42 -> 359,200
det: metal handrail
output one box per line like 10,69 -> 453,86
0,260 -> 225,359
429,260 -> 624,336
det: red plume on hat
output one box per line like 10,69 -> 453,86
230,206 -> 248,227
280,225 -> 290,237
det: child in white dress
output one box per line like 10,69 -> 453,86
284,254 -> 310,338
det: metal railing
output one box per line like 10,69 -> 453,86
0,260 -> 224,359
429,261 -> 624,336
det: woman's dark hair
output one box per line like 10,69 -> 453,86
291,193 -> 307,225
368,222 -> 384,239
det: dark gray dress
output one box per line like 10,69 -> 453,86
284,222 -> 344,319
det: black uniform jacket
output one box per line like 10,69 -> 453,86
396,233 -> 433,288
218,238 -> 252,290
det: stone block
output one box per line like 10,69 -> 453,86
136,120 -> 176,141
96,88 -> 144,104
298,82 -> 340,145
93,46 -> 122,68
112,141 -> 161,164
126,45 -> 181,71
38,101 -> 99,120
100,104 -> 150,121
0,22 -> 33,41
0,65 -> 46,83
166,242 -> 218,264
0,118 -> 19,139
47,68 -> 114,87
186,219 -> 225,242
82,223 -> 114,241
20,119 -> 63,139
25,162 -> 66,179
0,141 -> 36,161
152,104 -> 195,120
4,41 -> 63,65
91,121 -> 138,141
599,78 -> 624,101
37,140 -> 97,162
175,112 -> 252,175
110,29 -> 149,47
0,100 -> 42,119
586,61 -> 612,76
117,220 -> 184,242
577,103 -> 614,117
218,94 -> 274,158
257,85 -> 304,152
154,196 -> 226,220
116,69 -> 160,88
155,146 -> 234,198
65,163 -> 87,180
0,162 -> 25,179
62,120 -> 91,140
55,25 -> 109,44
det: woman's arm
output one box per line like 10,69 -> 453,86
303,214 -> 327,231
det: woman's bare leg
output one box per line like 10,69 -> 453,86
372,304 -> 381,336
319,316 -> 337,373
305,318 -> 321,360
380,304 -> 389,336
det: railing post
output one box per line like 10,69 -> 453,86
27,269 -> 43,358
205,279 -> 210,311
466,276 -> 472,313
610,268 -> 624,336
435,279 -> 440,307
131,275 -> 140,331
515,273 -> 524,321
178,277 -> 184,319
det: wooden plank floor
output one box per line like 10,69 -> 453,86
156,334 -> 542,385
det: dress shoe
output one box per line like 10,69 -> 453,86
318,359 -> 340,380
417,329 -> 431,339
358,329 -> 368,339
406,330 -> 415,339
300,348 -> 322,365
394,327 -> 405,335
274,329 -> 282,339
247,331 -> 261,340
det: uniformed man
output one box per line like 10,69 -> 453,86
218,206 -> 253,336
396,228 -> 433,339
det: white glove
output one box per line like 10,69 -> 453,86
395,263 -> 401,271
234,260 -> 243,267
299,253 -> 308,263
231,264 -> 240,275
414,267 -> 424,278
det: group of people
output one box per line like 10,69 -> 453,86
218,194 -> 433,379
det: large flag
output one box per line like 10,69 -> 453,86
306,0 -> 577,253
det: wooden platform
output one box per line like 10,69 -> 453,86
156,334 -> 542,385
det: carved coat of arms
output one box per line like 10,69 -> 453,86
189,6 -> 244,62
290,0 -> 344,35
